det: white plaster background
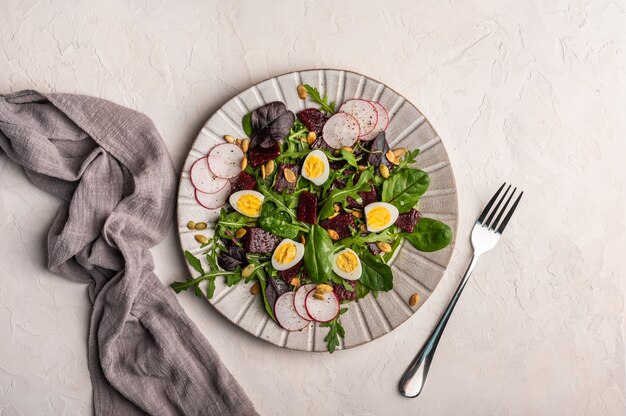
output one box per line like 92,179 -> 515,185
0,0 -> 625,414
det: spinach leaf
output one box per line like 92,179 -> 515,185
403,218 -> 452,252
303,84 -> 336,114
355,281 -> 370,299
258,202 -> 308,239
256,268 -> 276,321
358,251 -> 393,292
304,224 -> 334,283
319,307 -> 348,353
242,112 -> 253,137
381,168 -> 430,213
318,168 -> 373,220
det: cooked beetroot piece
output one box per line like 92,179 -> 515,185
346,184 -> 377,209
278,260 -> 303,284
320,214 -> 356,239
333,281 -> 356,302
297,108 -> 328,135
367,242 -> 382,256
395,209 -> 422,233
297,191 -> 318,224
230,171 -> 257,192
248,142 -> 281,167
274,163 -> 300,193
367,132 -> 393,168
329,160 -> 346,170
243,227 -> 281,254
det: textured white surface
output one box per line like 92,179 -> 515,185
0,0 -> 624,415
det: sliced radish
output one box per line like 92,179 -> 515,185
207,143 -> 244,179
194,182 -> 231,209
275,291 -> 311,331
322,113 -> 360,149
294,284 -> 316,321
190,157 -> 229,194
305,290 -> 340,323
339,99 -> 378,138
360,101 -> 389,141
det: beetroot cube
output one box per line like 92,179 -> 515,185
243,227 -> 281,254
347,184 -> 377,209
297,191 -> 318,224
297,108 -> 328,135
230,171 -> 257,192
395,209 -> 422,233
320,214 -> 356,239
278,260 -> 303,284
248,142 -> 281,167
274,163 -> 300,193
333,281 -> 356,302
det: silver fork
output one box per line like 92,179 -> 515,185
399,183 -> 523,398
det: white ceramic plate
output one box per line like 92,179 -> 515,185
177,69 -> 458,352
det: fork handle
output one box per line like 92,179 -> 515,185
399,253 -> 481,398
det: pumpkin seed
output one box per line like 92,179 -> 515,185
187,221 -> 196,230
250,282 -> 261,295
241,138 -> 250,153
291,277 -> 301,287
241,156 -> 248,170
409,292 -> 420,307
265,160 -> 275,174
376,241 -> 392,253
351,210 -> 363,218
297,84 -> 307,99
313,293 -> 326,300
195,234 -> 209,245
307,131 -> 317,145
223,135 -> 235,143
341,146 -> 353,153
194,222 -> 207,230
242,264 -> 255,279
327,229 -> 340,240
283,168 -> 296,183
316,284 -> 333,293
385,150 -> 400,165
235,228 -> 247,239
392,148 -> 407,158
357,165 -> 368,172
379,164 -> 390,178
261,164 -> 267,179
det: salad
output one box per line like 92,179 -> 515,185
173,84 -> 452,352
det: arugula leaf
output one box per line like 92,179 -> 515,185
258,202 -> 308,239
339,228 -> 395,249
358,251 -> 393,292
303,84 -> 335,114
304,224 -> 334,283
216,209 -> 255,238
320,307 -> 348,353
403,218 -> 452,252
340,148 -> 358,168
184,250 -> 205,275
242,112 -> 253,137
381,169 -> 430,213
396,148 -> 420,170
257,182 -> 305,223
318,168 -> 373,220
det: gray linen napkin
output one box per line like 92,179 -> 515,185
0,90 -> 258,416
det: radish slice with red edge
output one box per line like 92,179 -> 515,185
360,101 -> 389,141
190,157 -> 229,194
294,284 -> 316,321
305,289 -> 340,323
207,143 -> 244,179
322,112 -> 360,149
339,99 -> 378,138
194,182 -> 231,209
275,291 -> 311,331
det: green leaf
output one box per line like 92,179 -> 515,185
355,281 -> 370,299
206,278 -> 216,298
396,148 -> 420,170
318,168 -> 373,220
340,148 -> 358,168
403,218 -> 452,252
339,228 -> 394,249
216,209 -> 255,238
381,169 -> 430,213
258,202 -> 308,239
359,251 -> 393,292
256,268 -> 276,321
304,224 -> 334,283
242,112 -> 253,137
320,307 -> 348,353
303,84 -> 335,114
184,250 -> 205,275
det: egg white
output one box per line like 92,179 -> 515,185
332,248 -> 362,281
364,202 -> 399,232
301,150 -> 330,186
271,239 -> 305,271
229,190 -> 265,218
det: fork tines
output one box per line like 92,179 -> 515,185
477,183 -> 523,234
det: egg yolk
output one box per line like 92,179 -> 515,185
236,194 -> 262,217
274,242 -> 297,264
336,251 -> 359,272
367,207 -> 391,229
304,155 -> 324,178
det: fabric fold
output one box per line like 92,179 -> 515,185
0,91 -> 257,416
